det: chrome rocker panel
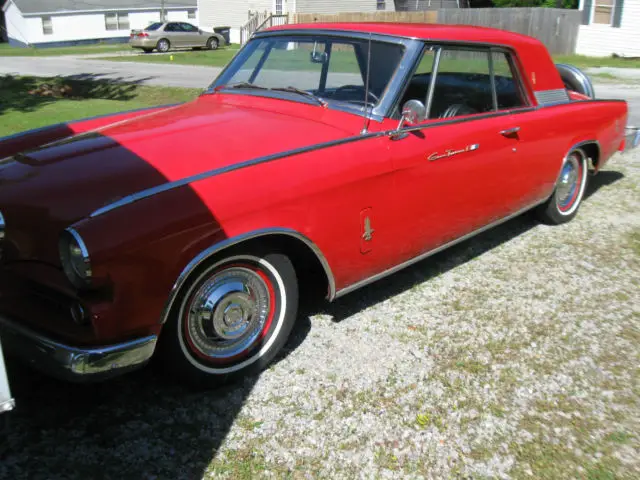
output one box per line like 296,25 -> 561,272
0,316 -> 157,382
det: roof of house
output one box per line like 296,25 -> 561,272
8,0 -> 196,15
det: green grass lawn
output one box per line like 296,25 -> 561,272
107,47 -> 240,67
0,42 -> 130,57
0,75 -> 201,137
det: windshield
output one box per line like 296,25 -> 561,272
211,35 -> 405,110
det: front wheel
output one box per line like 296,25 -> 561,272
159,251 -> 299,386
536,147 -> 589,224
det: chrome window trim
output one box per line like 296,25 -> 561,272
335,198 -> 547,298
160,228 -> 336,323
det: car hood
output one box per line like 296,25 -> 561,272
0,94 -> 351,263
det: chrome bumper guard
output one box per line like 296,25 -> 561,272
0,337 -> 14,415
0,315 -> 157,382
624,126 -> 640,151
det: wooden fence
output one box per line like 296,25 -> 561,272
293,8 -> 581,55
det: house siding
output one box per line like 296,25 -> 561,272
198,0 -> 271,43
296,0 -> 390,13
4,3 -> 198,47
576,0 -> 640,57
5,1 -> 29,46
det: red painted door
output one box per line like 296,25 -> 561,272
381,114 -> 534,260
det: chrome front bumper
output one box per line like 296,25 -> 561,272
0,337 -> 14,415
624,126 -> 640,151
0,316 -> 157,382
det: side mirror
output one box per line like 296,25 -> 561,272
310,51 -> 328,64
310,41 -> 327,64
399,99 -> 426,128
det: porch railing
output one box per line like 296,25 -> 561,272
240,11 -> 289,44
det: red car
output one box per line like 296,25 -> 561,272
0,23 -> 637,386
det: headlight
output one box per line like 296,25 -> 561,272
59,228 -> 92,287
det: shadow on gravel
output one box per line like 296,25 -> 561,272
0,168 -> 623,479
2,314 -> 311,479
0,73 -> 150,116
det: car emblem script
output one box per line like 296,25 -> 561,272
428,144 -> 480,162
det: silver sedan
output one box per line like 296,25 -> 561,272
130,22 -> 225,53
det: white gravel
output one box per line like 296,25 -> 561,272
1,149 -> 639,479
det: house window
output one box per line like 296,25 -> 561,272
42,16 -> 53,35
105,12 -> 130,31
188,9 -> 196,19
275,0 -> 283,15
593,0 -> 614,24
377,0 -> 386,10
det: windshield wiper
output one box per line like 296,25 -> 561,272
270,86 -> 328,107
223,82 -> 269,90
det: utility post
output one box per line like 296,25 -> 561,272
161,0 -> 166,22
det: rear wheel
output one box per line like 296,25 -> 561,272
536,148 -> 589,224
159,250 -> 299,386
156,39 -> 170,53
207,37 -> 219,50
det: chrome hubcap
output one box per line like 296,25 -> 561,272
556,154 -> 581,210
185,266 -> 271,360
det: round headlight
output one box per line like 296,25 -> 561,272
59,228 -> 92,287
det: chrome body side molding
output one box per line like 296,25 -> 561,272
335,200 -> 546,298
88,100 -> 619,220
160,228 -> 337,323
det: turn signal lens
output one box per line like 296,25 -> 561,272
59,229 -> 92,287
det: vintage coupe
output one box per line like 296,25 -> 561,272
0,23 -> 637,387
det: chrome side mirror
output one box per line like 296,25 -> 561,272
398,99 -> 426,130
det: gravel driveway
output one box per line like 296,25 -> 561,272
1,149 -> 639,479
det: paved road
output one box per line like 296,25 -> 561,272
1,56 -> 639,125
0,55 -> 223,89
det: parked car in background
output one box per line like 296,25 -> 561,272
130,21 -> 225,53
0,23 -> 637,388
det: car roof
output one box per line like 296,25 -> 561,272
268,22 -> 541,49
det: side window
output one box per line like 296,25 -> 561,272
181,23 -> 198,32
430,48 -> 492,119
399,47 -> 435,109
491,52 -> 526,110
325,44 -> 362,89
165,23 -> 178,32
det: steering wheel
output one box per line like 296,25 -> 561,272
332,85 -> 380,104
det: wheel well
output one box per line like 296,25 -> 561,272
162,233 -> 332,325
236,234 -> 331,305
579,142 -> 600,171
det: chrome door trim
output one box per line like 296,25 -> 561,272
335,199 -> 546,298
159,228 -> 337,323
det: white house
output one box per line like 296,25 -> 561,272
576,0 -> 640,57
198,1 -> 395,45
2,0 -> 199,47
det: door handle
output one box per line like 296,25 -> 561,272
499,126 -> 521,137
